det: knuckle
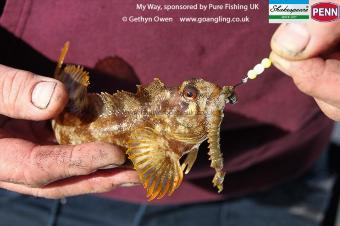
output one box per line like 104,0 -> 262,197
28,144 -> 99,183
294,78 -> 316,95
94,142 -> 125,165
292,61 -> 320,95
87,179 -> 100,193
66,145 -> 95,176
87,177 -> 116,193
28,145 -> 60,186
44,145 -> 77,178
62,146 -> 77,178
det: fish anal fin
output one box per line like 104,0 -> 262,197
127,127 -> 183,201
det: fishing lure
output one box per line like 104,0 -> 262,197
52,42 -> 271,200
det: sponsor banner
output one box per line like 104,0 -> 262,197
269,0 -> 310,23
269,0 -> 340,23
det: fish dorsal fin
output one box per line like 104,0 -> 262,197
98,90 -> 141,117
57,65 -> 90,114
54,42 -> 90,115
97,92 -> 120,116
127,127 -> 183,201
63,65 -> 90,87
97,90 -> 142,117
54,41 -> 69,78
137,78 -> 166,99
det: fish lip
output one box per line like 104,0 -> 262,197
227,93 -> 238,104
221,86 -> 237,104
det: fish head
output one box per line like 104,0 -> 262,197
175,78 -> 236,192
175,78 -> 236,117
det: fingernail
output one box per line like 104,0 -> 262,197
32,81 -> 57,109
99,164 -> 119,170
273,23 -> 310,55
120,182 -> 140,187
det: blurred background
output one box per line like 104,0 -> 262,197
230,123 -> 340,226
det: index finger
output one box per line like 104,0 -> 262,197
270,51 -> 340,107
0,138 -> 126,187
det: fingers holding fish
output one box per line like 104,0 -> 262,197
0,168 -> 140,199
0,139 -> 127,188
0,64 -> 68,120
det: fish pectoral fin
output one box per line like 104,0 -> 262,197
127,127 -> 183,201
181,147 -> 198,174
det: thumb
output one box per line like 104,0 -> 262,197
0,64 -> 68,120
271,21 -> 340,60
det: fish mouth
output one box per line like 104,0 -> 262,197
227,92 -> 238,104
222,86 -> 238,104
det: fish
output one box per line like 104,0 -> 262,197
52,42 -> 237,200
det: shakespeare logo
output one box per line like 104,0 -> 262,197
269,0 -> 310,23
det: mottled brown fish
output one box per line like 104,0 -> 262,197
52,42 -> 237,200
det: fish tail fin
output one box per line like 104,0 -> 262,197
54,42 -> 90,114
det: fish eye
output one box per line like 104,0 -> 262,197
183,85 -> 198,100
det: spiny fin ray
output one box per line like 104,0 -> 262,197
127,127 -> 183,201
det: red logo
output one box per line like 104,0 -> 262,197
311,2 -> 339,22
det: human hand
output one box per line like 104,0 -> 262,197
270,20 -> 340,121
0,64 -> 139,198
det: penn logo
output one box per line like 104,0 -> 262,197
311,2 -> 339,22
